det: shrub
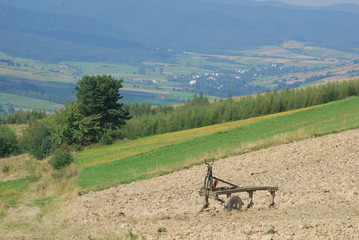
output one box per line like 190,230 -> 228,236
99,129 -> 123,145
0,125 -> 20,158
49,149 -> 74,170
21,121 -> 57,160
99,131 -> 114,145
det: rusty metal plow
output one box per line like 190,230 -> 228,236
199,160 -> 278,211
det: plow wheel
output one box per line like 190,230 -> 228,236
225,196 -> 244,211
202,176 -> 213,209
204,176 -> 213,191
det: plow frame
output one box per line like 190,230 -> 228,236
200,160 -> 278,211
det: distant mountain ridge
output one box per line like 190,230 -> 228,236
1,0 -> 359,62
311,3 -> 359,15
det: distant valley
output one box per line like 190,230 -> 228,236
1,0 -> 359,60
1,0 -> 359,114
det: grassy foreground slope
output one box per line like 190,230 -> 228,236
77,97 -> 359,191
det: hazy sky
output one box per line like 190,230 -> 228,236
257,0 -> 359,6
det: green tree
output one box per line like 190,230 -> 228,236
49,102 -> 101,146
186,93 -> 209,106
21,121 -> 57,160
73,75 -> 131,144
0,125 -> 20,157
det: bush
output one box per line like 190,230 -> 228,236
49,149 -> 74,170
21,121 -> 57,160
99,129 -> 122,145
99,131 -> 114,145
0,125 -> 20,158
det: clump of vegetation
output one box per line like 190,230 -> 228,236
99,130 -> 118,145
157,227 -> 167,233
49,149 -> 73,170
0,125 -> 21,158
127,229 -> 138,240
21,121 -> 57,160
1,164 -> 10,173
266,226 -> 278,234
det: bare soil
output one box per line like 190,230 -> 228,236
24,130 -> 359,239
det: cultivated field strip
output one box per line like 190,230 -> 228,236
75,107 -> 315,168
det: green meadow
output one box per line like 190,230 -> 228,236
76,97 -> 359,191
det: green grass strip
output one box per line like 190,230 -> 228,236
75,107 -> 313,168
0,177 -> 35,208
0,178 -> 30,194
77,97 -> 359,191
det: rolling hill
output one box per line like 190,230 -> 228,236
0,3 -> 174,63
1,0 -> 359,62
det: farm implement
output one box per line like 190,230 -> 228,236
199,160 -> 278,211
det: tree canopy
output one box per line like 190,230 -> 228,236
75,75 -> 131,129
67,75 -> 131,145
22,75 -> 132,155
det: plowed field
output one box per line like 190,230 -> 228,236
49,129 -> 359,240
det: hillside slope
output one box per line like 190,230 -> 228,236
30,129 -> 358,239
0,3 -> 173,62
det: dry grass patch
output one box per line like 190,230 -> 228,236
0,155 -> 81,239
0,154 -> 34,182
236,128 -> 312,154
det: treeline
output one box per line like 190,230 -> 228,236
0,110 -> 47,124
304,73 -> 334,84
0,58 -> 19,66
121,79 -> 359,139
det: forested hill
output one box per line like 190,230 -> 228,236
0,4 -> 174,63
1,0 -> 359,62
